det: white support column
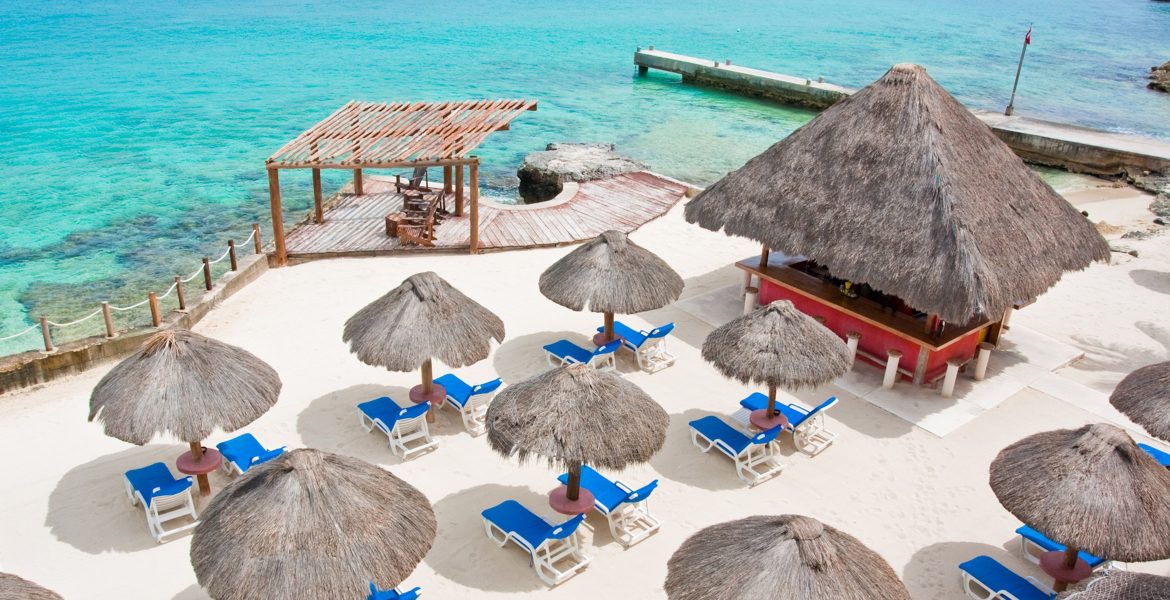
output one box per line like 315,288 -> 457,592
1001,307 -> 1015,330
883,350 -> 902,389
846,331 -> 861,366
743,286 -> 759,315
941,359 -> 961,397
974,342 -> 993,381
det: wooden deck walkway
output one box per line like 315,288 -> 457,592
283,172 -> 691,260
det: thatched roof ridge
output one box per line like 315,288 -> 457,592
539,230 -> 684,314
343,271 -> 505,372
485,364 -> 668,470
685,63 -> 1109,324
190,449 -> 436,600
702,301 -> 852,389
989,423 -> 1170,561
1109,361 -> 1170,441
1056,570 -> 1170,599
0,572 -> 63,600
665,514 -> 911,599
88,329 -> 282,445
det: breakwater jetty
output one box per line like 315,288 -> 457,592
635,48 -> 1170,177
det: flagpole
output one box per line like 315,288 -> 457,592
1005,25 -> 1031,116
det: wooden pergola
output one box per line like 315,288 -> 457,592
265,98 -> 538,264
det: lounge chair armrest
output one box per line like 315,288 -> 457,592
785,403 -> 810,415
614,480 -> 634,494
548,514 -> 585,539
1024,576 -> 1055,596
712,439 -> 738,457
251,447 -> 287,464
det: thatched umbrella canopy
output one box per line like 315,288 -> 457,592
665,514 -> 911,600
343,271 -> 504,404
1109,361 -> 1170,442
486,363 -> 668,505
989,423 -> 1170,591
539,230 -> 683,342
0,572 -> 62,600
702,301 -> 851,426
89,329 -> 281,493
685,63 -> 1109,325
1056,570 -> 1170,600
190,448 -> 436,600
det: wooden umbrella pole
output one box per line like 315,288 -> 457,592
1052,546 -> 1080,592
566,463 -> 582,501
421,359 -> 433,395
189,441 -> 211,496
760,244 -> 770,269
190,441 -> 204,460
767,384 -> 778,417
604,312 -> 615,342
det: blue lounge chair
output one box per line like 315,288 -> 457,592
216,433 -> 286,475
596,321 -> 677,373
367,582 -> 420,600
358,397 -> 437,459
433,373 -> 503,436
123,462 -> 198,543
543,338 -> 621,371
688,416 -> 784,485
556,465 -> 661,548
482,500 -> 592,586
740,394 -> 840,456
1139,442 -> 1170,467
958,555 -> 1054,600
1015,525 -> 1108,569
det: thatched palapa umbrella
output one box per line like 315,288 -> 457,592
1056,569 -> 1170,600
685,63 -> 1109,325
989,423 -> 1170,591
1109,361 -> 1170,442
89,329 -> 282,495
539,230 -> 683,344
190,448 -> 436,600
0,572 -> 63,600
703,301 -> 851,429
343,271 -> 504,417
665,514 -> 911,600
486,363 -> 668,513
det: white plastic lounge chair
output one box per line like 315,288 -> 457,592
123,462 -> 198,543
740,394 -> 840,456
482,500 -> 592,586
688,415 -> 785,486
432,373 -> 502,436
958,555 -> 1054,600
1014,525 -> 1109,570
543,338 -> 621,371
556,465 -> 661,548
368,582 -> 421,600
358,397 -> 438,459
216,432 -> 286,475
597,321 -> 677,373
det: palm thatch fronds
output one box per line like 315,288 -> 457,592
190,449 -> 436,600
486,363 -> 668,471
89,329 -> 281,445
1056,570 -> 1170,600
343,271 -> 504,372
685,63 -> 1109,324
0,572 -> 63,600
665,514 -> 911,600
539,230 -> 684,314
1109,361 -> 1170,442
989,423 -> 1170,561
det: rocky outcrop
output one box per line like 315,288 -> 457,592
517,143 -> 647,202
1150,61 -> 1170,94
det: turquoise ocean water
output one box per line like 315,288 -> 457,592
2,0 -> 1168,353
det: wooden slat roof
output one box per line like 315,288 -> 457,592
267,99 -> 538,169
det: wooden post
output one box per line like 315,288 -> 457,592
1053,547 -> 1080,592
189,442 -> 211,496
202,257 -> 213,291
421,358 -> 436,423
148,292 -> 161,327
603,311 -> 615,342
252,223 -> 263,254
312,168 -> 324,223
760,245 -> 770,269
267,169 -> 287,266
101,302 -> 115,338
443,166 -> 452,193
913,346 -> 930,385
454,164 -> 465,217
566,463 -> 582,501
766,384 -> 778,417
353,168 -> 364,195
469,160 -> 479,253
228,240 -> 238,271
175,276 -> 186,311
39,317 -> 53,353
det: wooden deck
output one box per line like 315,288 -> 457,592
283,172 -> 690,260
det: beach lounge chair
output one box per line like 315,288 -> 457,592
215,433 -> 286,475
395,166 -> 429,193
688,415 -> 784,485
1014,525 -> 1108,570
543,338 -> 621,371
739,394 -> 840,456
123,462 -> 198,543
958,555 -> 1055,600
1139,442 -> 1170,467
481,500 -> 592,586
433,373 -> 502,436
556,465 -> 661,548
596,321 -> 676,373
358,397 -> 437,459
367,582 -> 421,600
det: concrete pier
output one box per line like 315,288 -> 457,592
636,48 -> 1170,176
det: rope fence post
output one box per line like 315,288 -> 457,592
228,240 -> 238,271
102,302 -> 115,338
252,223 -> 262,254
175,276 -> 186,311
40,317 -> 53,353
202,257 -> 213,291
149,292 -> 162,327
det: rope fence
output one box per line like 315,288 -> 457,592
1,224 -> 263,354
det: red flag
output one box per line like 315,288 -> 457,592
1024,26 -> 1032,45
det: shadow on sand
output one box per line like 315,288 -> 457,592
1130,269 -> 1170,296
172,583 -> 210,600
649,408 -> 754,492
903,540 -> 1027,599
296,383 -> 417,460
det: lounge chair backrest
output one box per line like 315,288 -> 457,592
410,166 -> 427,186
647,323 -> 675,339
548,514 -> 586,540
751,426 -> 783,446
626,480 -> 658,503
400,402 -> 430,420
594,339 -> 622,355
802,396 -> 838,424
473,378 -> 503,396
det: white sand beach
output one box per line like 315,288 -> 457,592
1,183 -> 1169,599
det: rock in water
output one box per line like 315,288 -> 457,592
1150,61 -> 1170,94
517,143 -> 647,202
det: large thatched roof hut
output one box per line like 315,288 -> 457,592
1109,361 -> 1170,442
0,572 -> 63,600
